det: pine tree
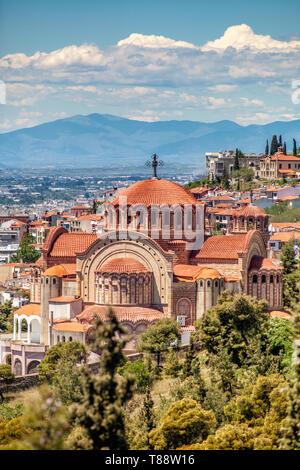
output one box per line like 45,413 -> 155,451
270,135 -> 278,155
293,138 -> 297,156
265,139 -> 269,156
71,307 -> 134,450
283,141 -> 287,154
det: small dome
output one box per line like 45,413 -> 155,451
97,257 -> 149,274
42,265 -> 68,277
110,179 -> 198,206
198,267 -> 222,279
233,205 -> 268,218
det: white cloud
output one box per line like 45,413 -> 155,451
117,33 -> 196,49
208,84 -> 237,93
202,24 -> 300,52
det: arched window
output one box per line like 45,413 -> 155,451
253,274 -> 258,283
62,336 -> 65,342
46,277 -> 49,284
69,337 -> 72,341
57,335 -> 60,343
207,280 -> 211,287
199,280 -> 204,287
270,275 -> 274,283
214,280 -> 218,287
53,277 -> 56,285
262,275 -> 266,283
277,275 -> 279,283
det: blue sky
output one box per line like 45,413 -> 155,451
0,0 -> 300,132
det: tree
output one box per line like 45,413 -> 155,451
118,359 -> 152,392
265,139 -> 269,156
194,291 -> 269,368
0,365 -> 15,403
281,240 -> 297,275
182,339 -> 197,379
149,398 -> 215,449
10,234 -> 40,264
51,357 -> 83,405
279,135 -> 282,147
265,317 -> 294,373
221,166 -> 230,189
137,318 -> 180,373
37,341 -> 87,382
0,301 -> 15,333
71,308 -> 134,450
293,138 -> 297,156
234,149 -> 240,171
270,135 -> 278,155
279,312 -> 300,449
143,387 -> 155,450
283,141 -> 287,154
163,348 -> 181,377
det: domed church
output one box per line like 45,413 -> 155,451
3,157 -> 283,375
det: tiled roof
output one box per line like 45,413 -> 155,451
109,179 -> 198,207
264,153 -> 300,162
71,205 -> 89,210
205,195 -> 235,201
97,257 -> 149,274
278,169 -> 296,175
249,256 -> 283,271
194,232 -> 255,260
49,232 -> 97,257
174,264 -> 222,281
77,305 -> 166,324
270,232 -> 300,242
14,304 -> 40,317
269,310 -> 293,320
49,296 -> 80,303
53,321 -> 90,332
42,265 -> 68,277
271,222 -> 300,231
232,205 -> 268,218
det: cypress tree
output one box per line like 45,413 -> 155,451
270,135 -> 278,155
182,339 -> 197,379
293,138 -> 297,156
265,139 -> 269,156
279,135 -> 282,147
221,166 -> 230,189
283,141 -> 287,154
281,240 -> 297,275
234,149 -> 240,171
72,308 -> 134,450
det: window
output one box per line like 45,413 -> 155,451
62,336 -> 65,342
53,278 -> 56,285
207,280 -> 211,287
277,275 -> 279,283
262,275 -> 266,283
288,164 -> 291,169
69,337 -> 72,341
270,275 -> 274,283
253,275 -> 258,283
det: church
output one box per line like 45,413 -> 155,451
1,160 -> 283,375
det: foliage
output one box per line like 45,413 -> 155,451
70,307 -> 134,450
270,135 -> 278,155
0,364 -> 15,383
10,234 -> 40,264
137,318 -> 180,371
7,385 -> 70,450
194,291 -> 269,368
51,357 -> 83,405
281,240 -> 297,275
119,359 -> 153,392
265,318 -> 294,373
0,418 -> 28,448
37,341 -> 87,381
0,300 -> 16,333
149,398 -> 216,449
0,403 -> 23,420
283,267 -> 300,309
182,340 -> 197,379
163,348 -> 181,377
198,423 -> 272,450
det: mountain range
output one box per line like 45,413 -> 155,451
0,113 -> 299,169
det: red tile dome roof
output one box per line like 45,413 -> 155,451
232,205 -> 268,218
97,257 -> 149,274
109,179 -> 198,207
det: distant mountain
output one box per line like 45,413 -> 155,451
0,113 -> 299,168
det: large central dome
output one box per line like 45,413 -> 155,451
111,179 -> 198,206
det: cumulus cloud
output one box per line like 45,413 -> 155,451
117,33 -> 196,49
202,24 -> 300,52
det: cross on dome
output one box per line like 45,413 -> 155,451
146,153 -> 164,179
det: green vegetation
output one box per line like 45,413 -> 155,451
0,301 -> 15,333
10,234 -> 40,264
265,202 -> 300,223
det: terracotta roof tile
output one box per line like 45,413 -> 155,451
49,296 -> 80,303
232,205 -> 268,218
194,232 -> 255,260
49,232 -> 97,257
109,179 -> 198,207
174,264 -> 222,281
249,256 -> 283,271
14,304 -> 40,317
77,305 -> 166,324
97,257 -> 149,274
270,232 -> 300,242
53,321 -> 90,332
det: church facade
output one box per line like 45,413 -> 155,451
0,176 -> 283,376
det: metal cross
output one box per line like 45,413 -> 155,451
146,153 -> 164,178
